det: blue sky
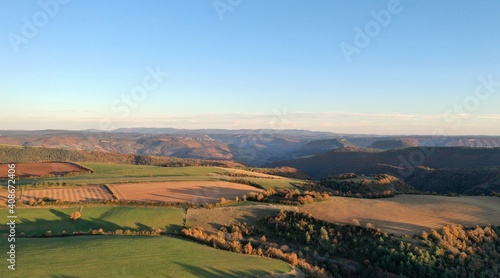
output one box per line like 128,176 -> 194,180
0,0 -> 499,135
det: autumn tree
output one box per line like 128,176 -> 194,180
70,206 -> 83,221
70,211 -> 81,221
244,242 -> 253,254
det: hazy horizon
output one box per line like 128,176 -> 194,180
1,1 -> 499,135
2,126 -> 500,138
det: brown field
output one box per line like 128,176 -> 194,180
301,195 -> 500,236
0,189 -> 8,207
0,162 -> 89,178
186,204 -> 292,233
108,181 -> 263,204
21,185 -> 113,203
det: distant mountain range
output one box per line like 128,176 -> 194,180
1,128 -> 500,166
1,128 -> 500,195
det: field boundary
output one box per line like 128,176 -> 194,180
103,184 -> 121,200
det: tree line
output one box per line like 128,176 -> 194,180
0,145 -> 243,168
182,210 -> 500,277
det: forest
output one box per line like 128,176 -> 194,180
182,210 -> 500,277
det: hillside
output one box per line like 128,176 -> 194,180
368,139 -> 417,150
2,130 -> 500,165
0,145 -> 243,168
269,147 -> 500,176
271,138 -> 354,161
403,168 -> 500,195
269,147 -> 500,195
0,130 -> 308,165
316,173 -> 418,198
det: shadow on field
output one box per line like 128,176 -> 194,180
148,193 -> 194,202
167,187 -> 262,203
208,222 -> 223,231
50,209 -> 69,219
174,262 -> 270,278
135,222 -> 152,230
16,209 -> 137,236
202,207 -> 280,232
50,275 -> 79,278
358,218 -> 431,236
164,224 -> 184,234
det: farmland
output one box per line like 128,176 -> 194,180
0,236 -> 293,277
12,163 -> 223,186
0,162 -> 300,206
21,184 -> 113,203
1,158 -> 499,277
0,162 -> 90,178
0,206 -> 185,236
186,204 -> 292,233
109,180 -> 262,204
8,162 -> 301,189
301,195 -> 500,235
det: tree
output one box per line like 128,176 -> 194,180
288,252 -> 299,266
70,206 -> 83,221
70,211 -> 81,221
320,226 -> 329,241
244,242 -> 253,254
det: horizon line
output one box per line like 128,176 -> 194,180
1,127 -> 500,137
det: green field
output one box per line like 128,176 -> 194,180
16,164 -> 227,186
0,236 -> 292,277
0,206 -> 185,236
236,177 -> 301,189
12,163 -> 302,190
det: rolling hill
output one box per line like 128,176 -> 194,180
269,147 -> 500,195
2,129 -> 500,166
367,139 -> 417,150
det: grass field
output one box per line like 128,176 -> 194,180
0,206 -> 185,236
0,162 -> 301,206
237,177 -> 301,189
9,163 -> 301,189
222,168 -> 288,179
301,195 -> 500,236
186,204 -> 293,233
13,164 -> 225,186
109,181 -> 262,204
0,236 -> 293,277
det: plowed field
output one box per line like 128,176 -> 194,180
109,181 -> 262,203
21,185 -> 113,203
0,162 -> 89,178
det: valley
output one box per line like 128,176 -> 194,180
0,131 -> 499,277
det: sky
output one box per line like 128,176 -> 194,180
0,0 -> 499,135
